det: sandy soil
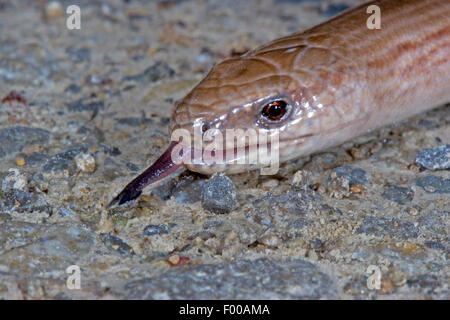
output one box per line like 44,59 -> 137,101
0,0 -> 448,299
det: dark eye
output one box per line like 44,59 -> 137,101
261,100 -> 288,121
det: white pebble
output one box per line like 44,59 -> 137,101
75,153 -> 96,173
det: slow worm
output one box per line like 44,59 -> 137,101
109,0 -> 450,207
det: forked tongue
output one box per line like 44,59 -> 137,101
108,141 -> 184,208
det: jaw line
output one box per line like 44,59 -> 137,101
178,133 -> 313,167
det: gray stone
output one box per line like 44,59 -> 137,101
202,174 -> 237,213
357,215 -> 419,239
416,145 -> 450,170
407,274 -> 441,293
382,185 -> 414,204
123,258 -> 336,299
64,83 -> 81,94
0,126 -> 50,157
416,176 -> 450,194
151,175 -> 206,203
115,117 -> 154,127
173,178 -> 205,204
25,152 -> 47,166
101,233 -> 135,257
66,99 -> 105,114
328,166 -> 367,186
43,145 -> 87,172
252,190 -> 317,215
122,61 -> 175,84
425,241 -> 446,251
126,162 -> 143,172
142,224 -> 174,237
1,189 -> 52,214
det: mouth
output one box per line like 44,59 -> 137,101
108,133 -> 314,207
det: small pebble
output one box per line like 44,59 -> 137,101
167,255 -> 180,265
167,255 -> 190,267
15,158 -> 26,166
75,153 -> 96,173
45,1 -> 63,18
415,145 -> 450,170
101,233 -> 135,257
328,166 -> 368,186
407,207 -> 419,216
259,234 -> 280,247
327,173 -> 350,199
357,215 -> 419,239
202,174 -> 237,214
142,223 -> 173,237
382,185 -> 414,204
291,170 -> 310,187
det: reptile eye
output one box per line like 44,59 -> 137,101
261,100 -> 288,121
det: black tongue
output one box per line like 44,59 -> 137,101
107,141 -> 183,208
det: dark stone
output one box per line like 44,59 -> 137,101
203,219 -> 223,229
416,176 -> 450,194
25,152 -> 47,166
43,145 -> 88,172
310,238 -> 325,251
101,233 -> 135,257
252,190 -> 317,215
160,117 -> 170,125
64,83 -> 81,94
151,178 -> 177,201
382,185 -> 414,204
328,166 -> 367,186
173,177 -> 205,204
415,145 -> 450,170
424,241 -> 445,251
126,162 -> 143,172
202,174 -> 237,213
0,126 -> 50,157
100,145 -> 121,156
115,117 -> 154,127
407,274 -> 441,293
142,223 -> 174,237
66,99 -> 105,114
122,61 -> 175,84
1,189 -> 52,214
357,215 -> 419,239
123,258 -> 336,299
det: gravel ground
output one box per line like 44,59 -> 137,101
0,0 -> 448,300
